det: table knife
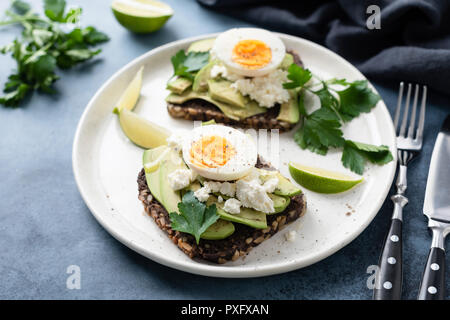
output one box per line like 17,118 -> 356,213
418,114 -> 450,300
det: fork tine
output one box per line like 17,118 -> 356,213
416,85 -> 427,142
399,83 -> 412,137
407,84 -> 419,138
393,82 -> 404,131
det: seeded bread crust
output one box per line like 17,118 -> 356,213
137,159 -> 307,264
166,50 -> 304,133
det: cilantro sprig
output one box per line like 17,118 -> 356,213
169,191 -> 219,244
286,65 -> 393,174
170,49 -> 209,81
0,0 -> 109,107
342,141 -> 393,175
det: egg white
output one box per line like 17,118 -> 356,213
211,28 -> 286,77
182,125 -> 257,181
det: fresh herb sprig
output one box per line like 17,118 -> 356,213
170,49 -> 209,82
286,65 -> 393,174
169,191 -> 219,244
0,0 -> 109,107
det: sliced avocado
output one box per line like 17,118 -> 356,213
193,60 -> 218,92
166,90 -> 267,121
143,146 -> 169,206
268,193 -> 290,214
259,169 -> 302,197
158,149 -> 188,214
207,197 -> 267,229
280,53 -> 294,70
216,205 -> 267,229
187,38 -> 216,53
167,77 -> 192,94
201,219 -> 235,240
277,91 -> 299,124
208,79 -> 248,108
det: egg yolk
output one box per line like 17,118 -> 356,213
190,135 -> 236,168
232,39 -> 272,70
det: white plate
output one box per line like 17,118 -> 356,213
72,33 -> 397,278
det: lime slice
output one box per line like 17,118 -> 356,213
119,108 -> 170,148
288,162 -> 363,194
111,0 -> 173,33
144,147 -> 170,173
113,66 -> 144,114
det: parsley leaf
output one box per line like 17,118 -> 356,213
11,0 -> 30,15
0,0 -> 109,107
342,140 -> 393,174
295,107 -> 345,155
337,80 -> 380,120
283,64 -> 312,89
169,191 -> 220,244
44,0 -> 66,22
170,50 -> 209,81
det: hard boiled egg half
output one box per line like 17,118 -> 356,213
212,28 -> 286,77
182,125 -> 257,181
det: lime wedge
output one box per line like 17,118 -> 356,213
288,162 -> 363,194
111,0 -> 173,33
113,66 -> 144,114
119,109 -> 170,148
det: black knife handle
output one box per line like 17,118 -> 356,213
418,247 -> 445,300
373,218 -> 402,300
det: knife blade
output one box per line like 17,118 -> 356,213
418,114 -> 450,300
423,115 -> 450,222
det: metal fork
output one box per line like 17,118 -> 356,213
373,82 -> 427,300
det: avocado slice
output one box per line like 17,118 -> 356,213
187,38 -> 216,53
277,91 -> 299,124
280,53 -> 294,70
217,205 -> 267,229
208,79 -> 248,108
259,169 -> 302,197
193,60 -> 218,92
166,90 -> 267,121
201,219 -> 235,240
207,197 -> 267,229
142,147 -> 187,214
269,193 -> 291,214
167,77 -> 192,94
143,146 -> 169,206
158,149 -> 188,214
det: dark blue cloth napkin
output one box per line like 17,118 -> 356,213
197,0 -> 450,95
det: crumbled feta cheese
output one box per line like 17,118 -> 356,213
166,132 -> 184,152
201,180 -> 236,197
223,198 -> 241,214
262,177 -> 279,193
219,182 -> 236,197
194,186 -> 211,202
203,181 -> 221,193
229,69 -> 290,108
210,65 -> 228,79
285,230 -> 297,242
217,196 -> 224,203
236,178 -> 275,214
168,169 -> 192,191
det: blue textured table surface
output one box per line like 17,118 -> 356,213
0,0 -> 449,300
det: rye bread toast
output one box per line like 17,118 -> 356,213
137,158 -> 307,264
167,50 -> 304,133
